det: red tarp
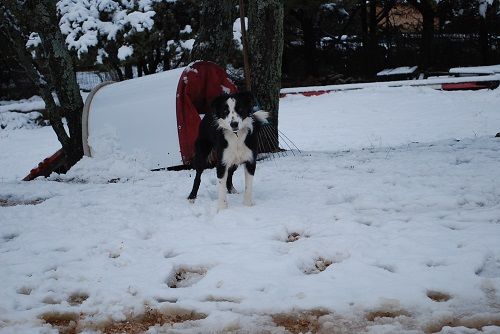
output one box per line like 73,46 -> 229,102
176,61 -> 238,165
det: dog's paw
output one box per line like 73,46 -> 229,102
228,186 -> 238,194
188,198 -> 195,204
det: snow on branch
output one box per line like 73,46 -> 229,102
57,0 -> 161,59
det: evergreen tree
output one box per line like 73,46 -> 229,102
191,0 -> 234,67
1,0 -> 84,167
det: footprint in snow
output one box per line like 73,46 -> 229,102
303,257 -> 333,275
67,292 -> 89,306
287,232 -> 301,243
374,264 -> 396,273
17,286 -> 33,295
427,290 -> 452,302
476,256 -> 500,278
163,250 -> 180,259
425,260 -> 448,268
2,233 -> 19,242
166,266 -> 208,288
302,253 -> 350,275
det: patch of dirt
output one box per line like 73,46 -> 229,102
426,290 -> 451,302
273,310 -> 372,334
98,308 -> 206,334
40,308 -> 207,334
273,310 -> 329,334
40,312 -> 80,334
365,309 -> 409,321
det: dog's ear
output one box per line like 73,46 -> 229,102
211,94 -> 228,112
238,91 -> 254,111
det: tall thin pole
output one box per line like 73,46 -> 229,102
239,0 -> 252,91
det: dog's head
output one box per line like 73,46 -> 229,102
212,92 -> 254,133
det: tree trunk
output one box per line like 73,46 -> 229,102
368,0 -> 379,75
420,1 -> 435,70
124,64 -> 133,79
0,5 -> 71,155
407,0 -> 435,70
248,0 -> 284,150
190,0 -> 234,67
28,0 -> 84,166
360,0 -> 368,46
479,16 -> 489,65
299,12 -> 318,77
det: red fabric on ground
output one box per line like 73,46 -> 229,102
176,61 -> 237,165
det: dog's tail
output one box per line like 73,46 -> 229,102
252,110 -> 270,124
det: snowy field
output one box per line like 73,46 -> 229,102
1,86 -> 500,333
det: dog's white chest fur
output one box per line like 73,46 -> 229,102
222,129 -> 253,167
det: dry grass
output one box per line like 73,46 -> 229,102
39,308 -> 207,334
35,305 -> 500,333
98,309 -> 206,334
40,312 -> 80,334
273,310 -> 329,334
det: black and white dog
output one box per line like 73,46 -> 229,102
188,91 -> 268,210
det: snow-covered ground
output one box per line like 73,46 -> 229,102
1,86 -> 500,333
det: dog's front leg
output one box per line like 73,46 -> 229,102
243,161 -> 256,206
217,164 -> 228,211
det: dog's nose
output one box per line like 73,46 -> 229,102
230,121 -> 239,130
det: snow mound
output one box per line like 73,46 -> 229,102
51,128 -> 151,183
52,154 -> 150,184
0,111 -> 46,130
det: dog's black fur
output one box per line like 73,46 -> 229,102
187,91 -> 267,209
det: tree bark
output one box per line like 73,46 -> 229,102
190,0 -> 234,67
28,0 -> 84,166
407,0 -> 435,70
368,0 -> 379,75
248,0 -> 284,150
360,0 -> 368,46
420,1 -> 435,69
0,8 -> 71,153
293,10 -> 317,77
1,0 -> 85,168
479,16 -> 489,65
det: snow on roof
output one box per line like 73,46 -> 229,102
449,64 -> 500,75
377,66 -> 418,76
281,74 -> 500,95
